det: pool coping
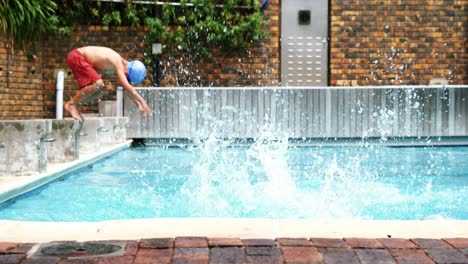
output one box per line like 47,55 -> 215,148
0,140 -> 132,204
0,218 -> 467,242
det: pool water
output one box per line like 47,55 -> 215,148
0,143 -> 467,221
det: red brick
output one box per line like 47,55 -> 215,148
173,248 -> 209,264
124,241 -> 139,256
207,238 -> 243,247
174,237 -> 207,248
242,239 -> 276,247
345,238 -> 384,248
389,249 -> 435,264
210,247 -> 246,263
377,238 -> 418,249
139,238 -> 173,249
443,238 -> 468,248
319,248 -> 360,264
276,238 -> 313,247
0,253 -> 25,264
354,249 -> 395,264
246,246 -> 283,264
310,238 -> 348,248
95,256 -> 134,264
281,246 -> 323,264
424,248 -> 467,264
0,242 -> 18,252
21,256 -> 60,264
134,248 -> 172,264
411,239 -> 453,249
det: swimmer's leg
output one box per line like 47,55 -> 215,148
64,80 -> 107,121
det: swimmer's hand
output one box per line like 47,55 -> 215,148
135,100 -> 152,118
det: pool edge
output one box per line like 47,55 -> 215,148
0,218 -> 466,242
0,140 -> 132,204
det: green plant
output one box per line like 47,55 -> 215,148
2,0 -> 266,59
0,0 -> 58,47
54,0 -> 265,59
158,0 -> 266,58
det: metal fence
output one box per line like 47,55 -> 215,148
122,86 -> 468,141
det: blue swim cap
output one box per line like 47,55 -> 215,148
127,60 -> 146,84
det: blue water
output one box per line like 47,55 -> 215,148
0,144 -> 467,221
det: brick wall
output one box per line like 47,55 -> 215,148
0,36 -> 44,119
330,0 -> 467,86
159,0 -> 280,87
0,0 -> 466,120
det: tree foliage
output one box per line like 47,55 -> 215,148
2,0 -> 266,58
0,0 -> 58,47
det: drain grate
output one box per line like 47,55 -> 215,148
39,242 -> 122,258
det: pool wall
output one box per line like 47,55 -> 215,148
123,86 -> 468,142
0,117 -> 128,176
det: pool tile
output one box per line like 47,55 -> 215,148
443,238 -> 468,248
345,238 -> 384,248
173,247 -> 209,264
207,238 -> 243,247
241,239 -> 276,247
411,238 -> 453,249
319,248 -> 360,264
354,248 -> 396,264
174,237 -> 208,248
210,247 -> 246,264
377,238 -> 419,249
140,238 -> 174,249
276,238 -> 313,247
310,238 -> 348,248
424,248 -> 467,264
134,248 -> 172,264
281,246 -> 322,264
389,249 -> 435,264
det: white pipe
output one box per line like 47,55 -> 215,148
116,86 -> 123,117
56,70 -> 65,119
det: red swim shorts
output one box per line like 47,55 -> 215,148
67,49 -> 102,88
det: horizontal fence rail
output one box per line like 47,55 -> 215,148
123,86 -> 468,140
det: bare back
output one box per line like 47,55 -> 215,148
77,46 -> 125,73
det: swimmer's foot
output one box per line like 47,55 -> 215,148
64,102 -> 84,122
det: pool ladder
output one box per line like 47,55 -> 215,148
38,133 -> 56,173
97,126 -> 110,151
73,122 -> 110,160
74,121 -> 87,160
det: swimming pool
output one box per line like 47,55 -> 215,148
1,139 -> 466,222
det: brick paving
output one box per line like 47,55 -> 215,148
0,237 -> 466,263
